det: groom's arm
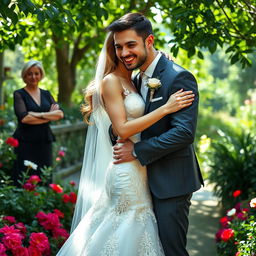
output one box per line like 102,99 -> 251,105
134,70 -> 199,166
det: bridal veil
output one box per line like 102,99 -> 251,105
70,33 -> 113,232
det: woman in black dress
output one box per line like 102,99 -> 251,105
12,60 -> 64,185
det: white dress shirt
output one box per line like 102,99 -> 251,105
140,52 -> 162,101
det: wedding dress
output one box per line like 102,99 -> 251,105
57,90 -> 164,256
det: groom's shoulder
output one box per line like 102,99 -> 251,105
161,56 -> 193,77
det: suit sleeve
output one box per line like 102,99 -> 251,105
134,70 -> 199,166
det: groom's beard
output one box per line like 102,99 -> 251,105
120,46 -> 147,71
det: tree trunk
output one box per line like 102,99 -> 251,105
52,36 -> 76,106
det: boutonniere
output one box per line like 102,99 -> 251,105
146,78 -> 162,102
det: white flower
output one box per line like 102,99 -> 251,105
146,78 -> 161,90
24,160 -> 38,170
227,208 -> 236,216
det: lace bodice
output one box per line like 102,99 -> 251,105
123,91 -> 145,143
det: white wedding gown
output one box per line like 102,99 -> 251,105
57,92 -> 164,256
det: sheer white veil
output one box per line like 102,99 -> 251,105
70,33 -> 114,232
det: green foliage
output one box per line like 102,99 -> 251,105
215,198 -> 256,256
0,166 -> 77,255
161,0 -> 256,67
208,129 -> 256,210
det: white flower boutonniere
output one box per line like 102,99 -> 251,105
146,78 -> 162,102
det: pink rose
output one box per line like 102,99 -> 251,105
52,227 -> 69,239
2,233 -> 23,250
12,246 -> 29,256
0,225 -> 20,235
53,209 -> 64,218
27,175 -> 41,185
28,246 -> 42,256
36,213 -> 60,230
15,223 -> 27,234
35,211 -> 47,221
58,150 -> 65,157
29,233 -> 50,253
0,243 -> 7,256
23,182 -> 36,191
3,216 -> 16,224
69,180 -> 76,186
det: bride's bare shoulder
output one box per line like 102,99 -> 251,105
102,73 -> 122,93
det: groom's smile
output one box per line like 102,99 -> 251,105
113,29 -> 149,71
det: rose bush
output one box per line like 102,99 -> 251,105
215,192 -> 256,256
0,142 -> 78,255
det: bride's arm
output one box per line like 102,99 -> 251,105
102,75 -> 194,140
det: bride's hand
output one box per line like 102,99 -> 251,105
164,89 -> 194,114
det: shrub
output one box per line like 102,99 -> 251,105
215,194 -> 256,256
208,129 -> 256,210
0,159 -> 77,255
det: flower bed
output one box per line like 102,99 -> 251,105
0,135 -> 78,255
215,191 -> 256,255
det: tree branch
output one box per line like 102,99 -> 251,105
215,0 -> 251,41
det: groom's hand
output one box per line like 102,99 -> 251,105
113,139 -> 135,164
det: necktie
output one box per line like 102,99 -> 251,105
140,72 -> 148,101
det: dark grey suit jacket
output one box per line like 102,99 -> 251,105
134,55 -> 204,199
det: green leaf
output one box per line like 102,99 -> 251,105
197,50 -> 204,59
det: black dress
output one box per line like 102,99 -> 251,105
12,88 -> 56,184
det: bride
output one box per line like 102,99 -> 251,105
57,32 -> 194,256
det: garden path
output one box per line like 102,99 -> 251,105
66,173 -> 220,256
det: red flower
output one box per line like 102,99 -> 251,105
69,192 -> 77,204
35,211 -> 47,221
221,228 -> 234,242
219,216 -> 229,228
69,180 -> 76,186
235,252 -> 240,256
49,183 -> 63,193
3,216 -> 16,224
0,243 -> 7,255
23,182 -> 36,191
2,233 -> 23,250
14,223 -> 27,236
62,194 -> 70,203
236,210 -> 248,221
36,212 -> 61,230
29,232 -> 50,253
233,190 -> 242,198
0,162 -> 3,168
52,227 -> 69,239
53,209 -> 64,218
12,246 -> 29,256
27,175 -> 41,185
58,150 -> 65,157
28,246 -> 42,256
0,225 -> 20,235
5,137 -> 19,147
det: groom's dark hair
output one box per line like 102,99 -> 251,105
106,13 -> 153,41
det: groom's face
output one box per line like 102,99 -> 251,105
113,29 -> 148,71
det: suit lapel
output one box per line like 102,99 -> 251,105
133,72 -> 142,95
144,55 -> 167,113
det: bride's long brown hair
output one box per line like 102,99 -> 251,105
81,33 -> 118,123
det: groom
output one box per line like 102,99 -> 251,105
107,13 -> 204,256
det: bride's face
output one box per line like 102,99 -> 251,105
113,29 -> 148,71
